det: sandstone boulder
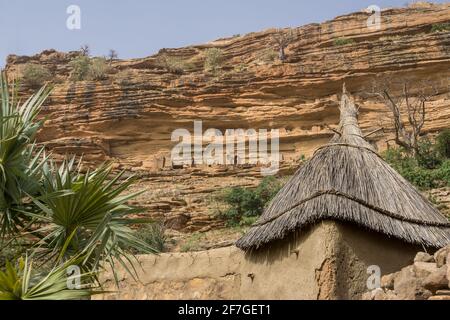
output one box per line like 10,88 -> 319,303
362,288 -> 400,300
447,252 -> 450,288
428,295 -> 450,300
165,214 -> 191,231
422,266 -> 448,293
374,289 -> 399,301
381,273 -> 397,290
414,252 -> 434,263
362,288 -> 384,300
434,245 -> 450,268
361,290 -> 375,300
394,266 -> 433,300
435,290 -> 450,296
413,262 -> 438,278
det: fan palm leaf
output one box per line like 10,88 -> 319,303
30,159 -> 156,279
0,256 -> 95,300
0,72 -> 51,239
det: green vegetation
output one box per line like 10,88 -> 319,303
134,222 -> 167,253
416,137 -> 442,169
156,55 -> 190,74
436,129 -> 450,159
180,233 -> 204,252
87,57 -> 111,80
333,38 -> 355,46
383,133 -> 450,190
258,48 -> 278,63
21,63 -> 51,88
68,55 -> 91,81
233,63 -> 248,73
213,177 -> 283,227
0,239 -> 27,269
204,48 -> 224,74
431,23 -> 450,33
0,72 -> 153,299
68,56 -> 111,81
32,159 -> 154,266
0,256 -> 93,300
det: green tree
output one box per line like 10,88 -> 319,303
214,177 -> 282,227
436,130 -> 450,159
69,56 -> 91,81
204,48 -> 224,74
0,71 -> 153,299
21,64 -> 51,88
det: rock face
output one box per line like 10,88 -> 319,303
363,245 -> 450,300
428,187 -> 450,218
4,3 -> 450,232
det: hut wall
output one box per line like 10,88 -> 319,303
333,222 -> 420,299
95,221 -> 419,300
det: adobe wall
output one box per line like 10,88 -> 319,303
332,223 -> 420,299
95,221 -> 419,300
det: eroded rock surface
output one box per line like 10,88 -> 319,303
5,3 -> 450,233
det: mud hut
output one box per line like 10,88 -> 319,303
235,84 -> 450,299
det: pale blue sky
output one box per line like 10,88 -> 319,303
0,0 -> 447,67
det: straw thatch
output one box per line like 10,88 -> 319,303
236,84 -> 450,251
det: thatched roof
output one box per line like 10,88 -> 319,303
236,84 -> 450,251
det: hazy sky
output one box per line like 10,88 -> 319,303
0,0 -> 448,67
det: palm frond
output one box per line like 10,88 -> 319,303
29,159 -> 156,279
0,256 -> 95,300
0,71 -> 51,239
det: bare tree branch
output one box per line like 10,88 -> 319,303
362,77 -> 439,158
271,29 -> 295,61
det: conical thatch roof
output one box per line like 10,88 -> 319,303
236,84 -> 450,251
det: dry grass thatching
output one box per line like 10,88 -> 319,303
236,84 -> 450,251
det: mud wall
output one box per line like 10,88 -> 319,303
95,221 -> 419,300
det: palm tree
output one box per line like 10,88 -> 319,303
0,70 -> 155,299
31,159 -> 156,278
0,72 -> 50,239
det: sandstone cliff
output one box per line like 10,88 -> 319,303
4,2 -> 450,234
